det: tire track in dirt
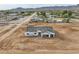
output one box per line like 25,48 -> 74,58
0,13 -> 36,50
0,25 -> 16,37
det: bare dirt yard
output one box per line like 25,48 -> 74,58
0,22 -> 79,54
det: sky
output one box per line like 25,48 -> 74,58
0,4 -> 77,10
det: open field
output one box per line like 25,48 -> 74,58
0,21 -> 79,53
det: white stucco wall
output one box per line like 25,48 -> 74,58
25,32 -> 38,36
41,32 -> 55,38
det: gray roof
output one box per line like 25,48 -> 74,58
27,26 -> 54,33
31,17 -> 43,21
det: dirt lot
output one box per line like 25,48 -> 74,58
0,22 -> 79,54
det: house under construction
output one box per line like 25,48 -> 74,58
25,26 -> 56,38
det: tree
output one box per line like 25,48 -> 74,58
62,10 -> 72,23
66,11 -> 72,23
37,12 -> 40,16
49,11 -> 54,15
40,12 -> 47,17
40,12 -> 48,22
62,10 -> 67,15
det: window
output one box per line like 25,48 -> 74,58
34,33 -> 37,34
27,33 -> 29,35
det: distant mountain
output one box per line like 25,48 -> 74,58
9,4 -> 79,12
33,4 -> 79,11
10,7 -> 26,12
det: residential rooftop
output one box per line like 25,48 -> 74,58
27,26 -> 54,33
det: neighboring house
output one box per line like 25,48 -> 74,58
6,15 -> 23,21
31,17 -> 43,22
49,15 -> 58,18
56,20 -> 63,23
25,26 -> 56,38
0,20 -> 8,26
9,13 -> 23,18
7,13 -> 24,21
47,15 -> 63,23
47,18 -> 63,23
8,13 -> 17,16
31,16 -> 63,23
0,12 -> 5,18
53,19 -> 63,23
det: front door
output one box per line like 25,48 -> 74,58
38,32 -> 41,37
50,34 -> 53,37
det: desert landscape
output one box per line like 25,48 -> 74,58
0,4 -> 79,54
0,19 -> 79,53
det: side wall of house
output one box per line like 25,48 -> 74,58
41,32 -> 56,38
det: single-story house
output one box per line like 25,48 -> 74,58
25,26 -> 56,38
49,15 -> 58,18
31,17 -> 43,22
54,20 -> 63,23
